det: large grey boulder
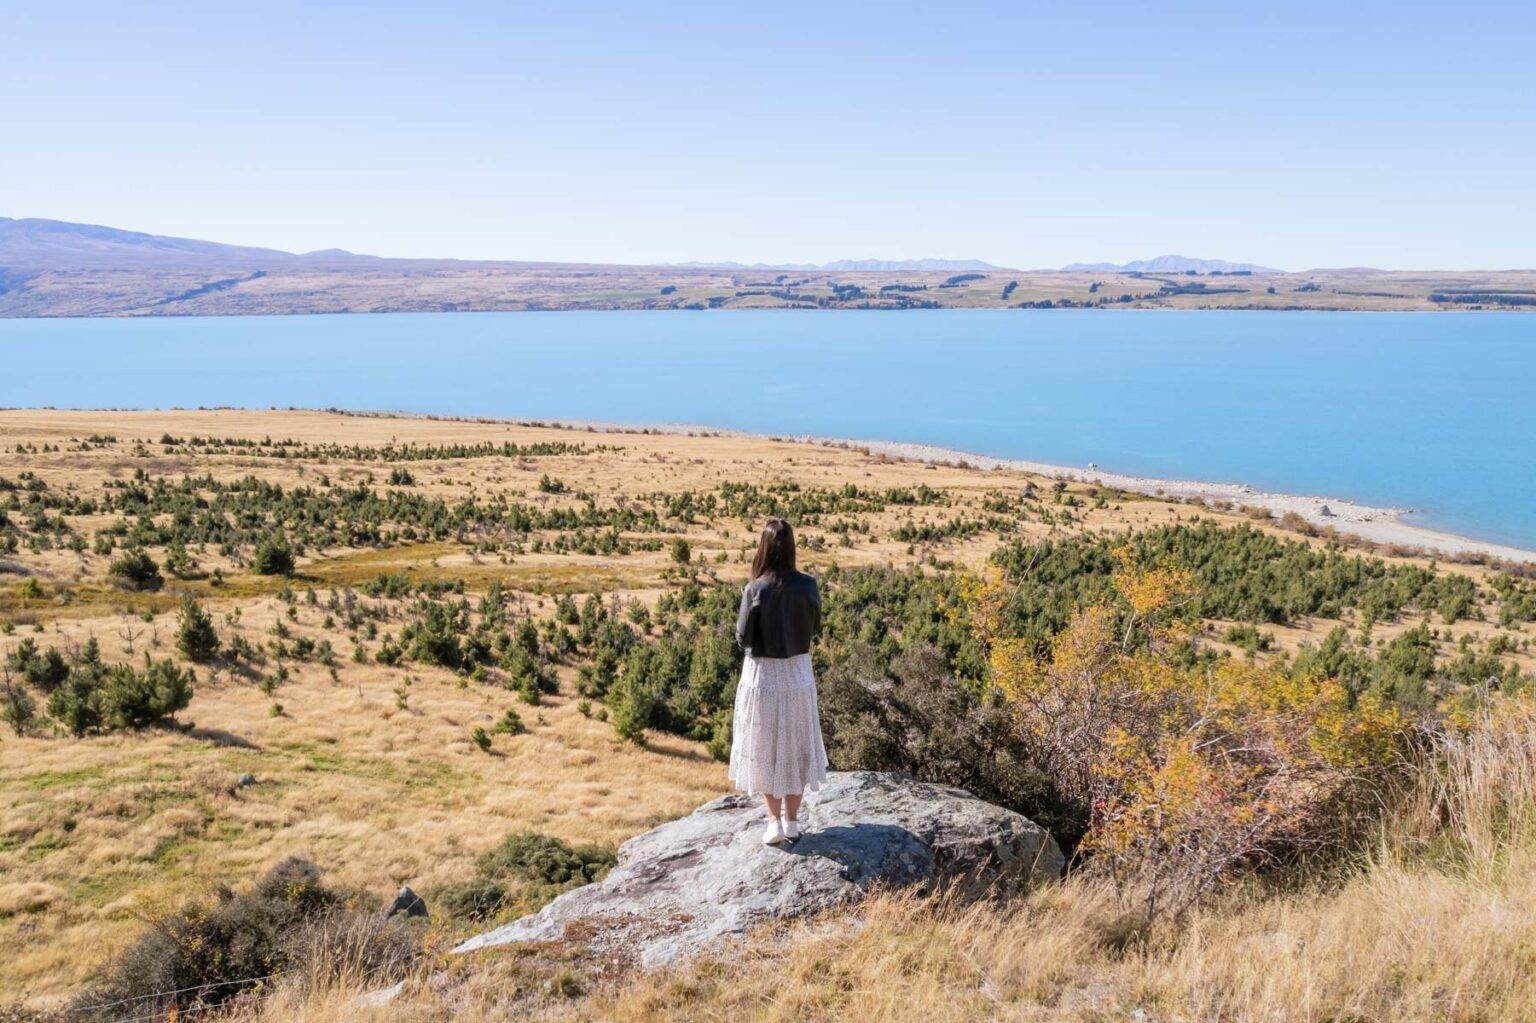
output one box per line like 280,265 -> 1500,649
453,771 -> 1062,968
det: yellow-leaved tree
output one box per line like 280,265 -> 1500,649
969,553 -> 1410,920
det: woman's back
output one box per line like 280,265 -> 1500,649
736,569 -> 821,659
730,517 -> 829,842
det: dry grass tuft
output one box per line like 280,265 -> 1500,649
237,703 -> 1536,1023
0,882 -> 66,917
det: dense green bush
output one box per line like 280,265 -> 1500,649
402,599 -> 466,668
428,876 -> 506,920
492,708 -> 526,735
42,641 -> 193,735
99,659 -> 196,730
29,648 -> 74,688
425,831 -> 617,923
251,536 -> 295,575
477,831 -> 616,886
176,594 -> 221,663
991,522 -> 1482,638
8,639 -> 68,692
107,549 -> 163,591
1,680 -> 37,736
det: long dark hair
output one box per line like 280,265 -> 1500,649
750,518 -> 796,580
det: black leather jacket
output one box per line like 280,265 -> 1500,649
735,571 -> 821,658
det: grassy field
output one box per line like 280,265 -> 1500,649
2,409 -> 1533,1015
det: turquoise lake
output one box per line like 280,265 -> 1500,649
6,310 -> 1535,549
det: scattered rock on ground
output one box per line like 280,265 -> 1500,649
453,771 -> 1063,967
387,886 -> 428,918
354,980 -> 405,1007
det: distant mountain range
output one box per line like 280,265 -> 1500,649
672,258 -> 1005,272
0,217 -> 1012,274
0,216 -> 391,269
1060,255 -> 1281,274
6,215 -> 1524,318
5,218 -> 1290,280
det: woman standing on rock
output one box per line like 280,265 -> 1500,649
731,518 -> 828,846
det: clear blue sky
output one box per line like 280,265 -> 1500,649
5,2 -> 1533,269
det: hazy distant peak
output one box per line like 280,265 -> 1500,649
671,258 -> 1006,272
816,258 -> 1003,272
1060,255 -> 1281,273
0,215 -> 306,268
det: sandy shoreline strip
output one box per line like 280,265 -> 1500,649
28,405 -> 1536,566
825,437 -> 1536,565
517,415 -> 1536,565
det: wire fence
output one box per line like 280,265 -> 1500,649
70,974 -> 275,1023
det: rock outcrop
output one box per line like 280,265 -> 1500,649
387,886 -> 428,918
454,771 -> 1062,967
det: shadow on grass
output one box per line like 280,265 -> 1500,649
177,724 -> 262,750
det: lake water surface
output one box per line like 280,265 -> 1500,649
6,310 -> 1535,548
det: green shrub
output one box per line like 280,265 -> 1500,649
499,645 -> 555,700
429,877 -> 506,920
476,831 -> 616,886
607,677 -> 654,745
402,600 -> 465,668
44,644 -> 193,736
1222,623 -> 1272,654
7,639 -> 69,692
1,681 -> 37,736
46,644 -> 107,737
108,550 -> 164,591
165,538 -> 200,579
98,659 -> 195,730
3,637 -> 36,673
251,537 -> 296,576
375,637 -> 403,666
23,646 -> 69,692
176,595 -> 221,663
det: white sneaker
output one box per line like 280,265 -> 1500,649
762,819 -> 789,846
782,819 -> 801,841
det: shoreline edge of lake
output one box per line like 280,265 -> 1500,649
343,408 -> 1536,565
15,404 -> 1534,565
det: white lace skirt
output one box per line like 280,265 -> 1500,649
728,653 -> 829,799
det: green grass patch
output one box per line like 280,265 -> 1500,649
17,766 -> 107,791
291,744 -> 462,792
25,833 -> 71,861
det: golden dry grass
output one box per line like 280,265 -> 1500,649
2,409 -> 1533,1013
0,637 -> 721,1002
227,703 -> 1536,1023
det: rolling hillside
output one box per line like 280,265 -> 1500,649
3,217 -> 1534,316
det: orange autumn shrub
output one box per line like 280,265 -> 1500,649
973,560 -> 1411,920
